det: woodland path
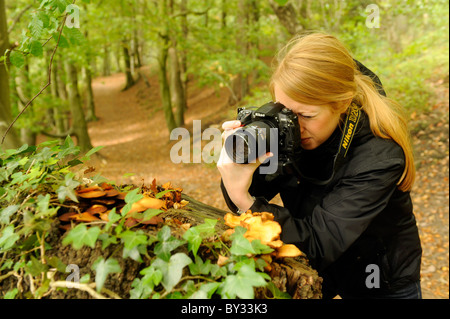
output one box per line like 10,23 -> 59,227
85,67 -> 449,299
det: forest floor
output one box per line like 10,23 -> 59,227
85,65 -> 449,299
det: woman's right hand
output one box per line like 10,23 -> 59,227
217,120 -> 273,212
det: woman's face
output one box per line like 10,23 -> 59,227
274,86 -> 345,150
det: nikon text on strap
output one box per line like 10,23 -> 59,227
292,103 -> 362,185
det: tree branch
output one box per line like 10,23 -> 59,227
1,2 -> 74,145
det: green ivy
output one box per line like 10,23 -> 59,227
0,139 -> 289,299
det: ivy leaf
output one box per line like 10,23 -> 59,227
0,205 -> 20,225
220,264 -> 268,299
229,226 -> 256,256
251,239 -> 274,255
56,174 -> 80,203
92,257 -> 121,292
9,51 -> 25,68
190,282 -> 221,299
188,255 -> 213,276
105,207 -> 121,231
152,253 -> 192,292
62,224 -> 101,250
121,188 -> 143,216
25,255 -> 49,276
119,230 -> 148,250
154,235 -> 185,262
183,218 -> 217,257
0,225 -> 20,251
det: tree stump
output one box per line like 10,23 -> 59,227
166,194 -> 323,299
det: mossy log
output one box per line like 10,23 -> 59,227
1,193 -> 322,299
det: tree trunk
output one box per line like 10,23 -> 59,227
180,195 -> 323,299
157,0 -> 177,134
168,1 -> 187,128
83,31 -> 97,122
64,61 -> 93,152
121,39 -> 135,91
229,0 -> 250,105
268,0 -> 303,35
157,44 -> 177,133
50,57 -> 66,136
168,46 -> 186,127
0,0 -> 21,150
179,0 -> 189,103
83,64 -> 97,122
103,44 -> 111,76
14,59 -> 37,146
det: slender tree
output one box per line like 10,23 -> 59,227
0,0 -> 21,150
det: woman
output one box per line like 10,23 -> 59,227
218,32 -> 422,299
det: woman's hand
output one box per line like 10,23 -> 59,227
217,120 -> 273,212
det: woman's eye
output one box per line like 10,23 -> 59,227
298,114 -> 314,119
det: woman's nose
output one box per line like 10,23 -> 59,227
298,119 -> 305,134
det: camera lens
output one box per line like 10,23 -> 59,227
224,121 -> 274,164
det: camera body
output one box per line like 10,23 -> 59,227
224,102 -> 302,175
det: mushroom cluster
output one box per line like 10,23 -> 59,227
223,211 -> 304,262
58,180 -> 188,230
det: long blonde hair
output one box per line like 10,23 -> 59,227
270,32 -> 415,191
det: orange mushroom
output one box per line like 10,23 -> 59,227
71,212 -> 100,222
242,216 -> 281,246
121,196 -> 164,215
76,190 -> 107,199
276,244 -> 304,258
85,204 -> 108,215
223,212 -> 253,228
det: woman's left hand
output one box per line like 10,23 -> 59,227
217,120 -> 273,212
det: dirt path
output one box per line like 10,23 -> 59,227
87,67 -> 230,210
85,68 -> 449,299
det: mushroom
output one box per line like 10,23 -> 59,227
223,212 -> 253,228
71,212 -> 101,222
105,189 -> 120,197
58,212 -> 77,222
121,196 -> 164,215
76,190 -> 107,199
276,244 -> 304,258
85,204 -> 108,215
242,216 -> 282,246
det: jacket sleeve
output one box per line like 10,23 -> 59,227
248,157 -> 405,272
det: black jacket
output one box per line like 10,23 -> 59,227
220,64 -> 422,298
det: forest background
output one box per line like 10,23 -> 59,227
0,0 -> 448,299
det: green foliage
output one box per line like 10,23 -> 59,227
0,138 -> 103,298
92,257 -> 121,292
6,0 -> 86,69
0,140 -> 286,299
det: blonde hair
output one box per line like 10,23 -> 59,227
270,32 -> 415,191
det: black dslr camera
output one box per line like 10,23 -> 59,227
224,102 -> 302,175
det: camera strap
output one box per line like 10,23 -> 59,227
291,103 -> 362,186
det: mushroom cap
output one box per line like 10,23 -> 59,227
242,216 -> 281,245
121,196 -> 164,214
224,212 -> 253,228
71,212 -> 100,222
85,204 -> 108,215
77,190 -> 107,198
276,244 -> 304,258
